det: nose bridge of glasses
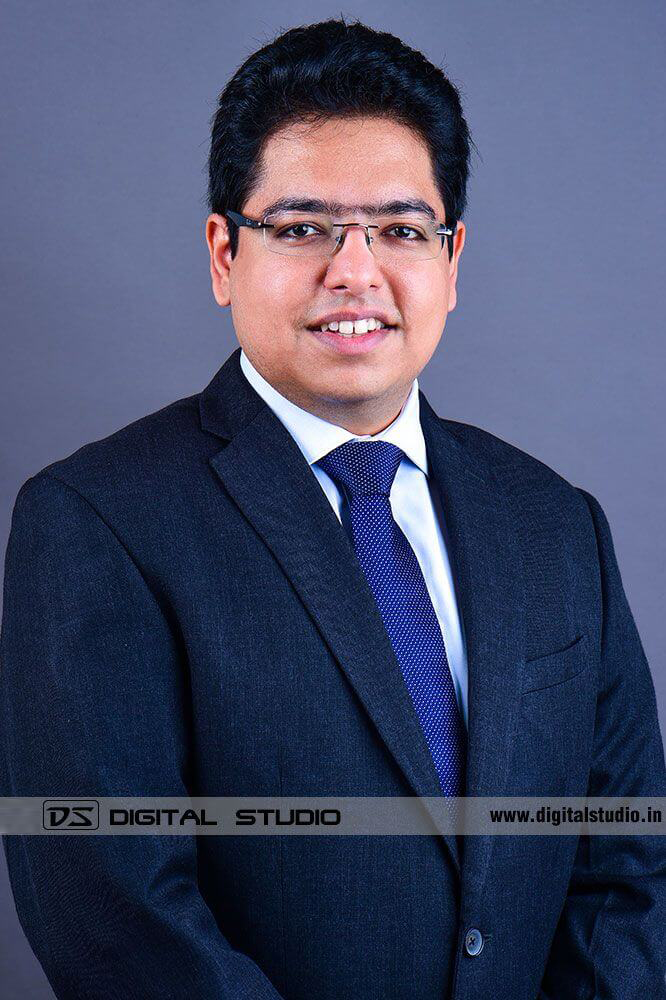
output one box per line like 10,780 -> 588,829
332,221 -> 379,253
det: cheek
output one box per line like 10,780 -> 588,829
231,258 -> 298,325
397,269 -> 449,329
249,261 -> 317,321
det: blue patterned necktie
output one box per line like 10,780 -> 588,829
318,440 -> 466,797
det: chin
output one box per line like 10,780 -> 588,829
319,383 -> 390,406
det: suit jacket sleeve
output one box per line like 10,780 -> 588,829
539,488 -> 666,998
0,473 -> 284,1000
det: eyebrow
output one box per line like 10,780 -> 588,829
259,196 -> 439,221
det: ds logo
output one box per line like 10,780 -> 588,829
42,800 -> 99,830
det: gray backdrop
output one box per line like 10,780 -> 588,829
1,1 -> 664,994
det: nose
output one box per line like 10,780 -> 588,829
322,224 -> 385,296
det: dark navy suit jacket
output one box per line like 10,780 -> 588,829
2,347 -> 665,999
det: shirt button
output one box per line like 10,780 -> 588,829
464,928 -> 484,956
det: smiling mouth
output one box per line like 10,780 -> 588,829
307,318 -> 395,338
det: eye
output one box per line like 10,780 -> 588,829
384,225 -> 426,241
277,223 -> 323,240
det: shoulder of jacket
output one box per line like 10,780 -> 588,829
436,416 -> 594,511
18,391 -> 207,507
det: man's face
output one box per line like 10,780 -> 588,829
206,115 -> 465,425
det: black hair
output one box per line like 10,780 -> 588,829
207,18 -> 473,259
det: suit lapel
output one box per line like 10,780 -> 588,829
420,393 -> 526,900
200,350 -> 525,892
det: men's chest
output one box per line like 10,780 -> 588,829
121,480 -> 600,800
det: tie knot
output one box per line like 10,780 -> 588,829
318,440 -> 404,497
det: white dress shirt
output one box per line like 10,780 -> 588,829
239,349 -> 469,730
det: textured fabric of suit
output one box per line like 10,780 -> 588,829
1,347 -> 665,1000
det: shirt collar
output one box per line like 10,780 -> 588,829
239,348 -> 428,475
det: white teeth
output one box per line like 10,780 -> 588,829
317,318 -> 388,335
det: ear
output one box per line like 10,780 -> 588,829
446,221 -> 466,313
205,213 -> 233,307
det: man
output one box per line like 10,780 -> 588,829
1,17 -> 665,1000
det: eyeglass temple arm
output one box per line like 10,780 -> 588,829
225,210 -> 274,230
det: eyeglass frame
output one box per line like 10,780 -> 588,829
225,209 -> 456,259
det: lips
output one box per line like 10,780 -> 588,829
307,324 -> 391,355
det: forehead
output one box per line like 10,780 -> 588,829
244,116 -> 446,218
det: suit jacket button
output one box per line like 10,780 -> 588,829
464,928 -> 484,956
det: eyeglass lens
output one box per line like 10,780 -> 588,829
262,212 -> 446,260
